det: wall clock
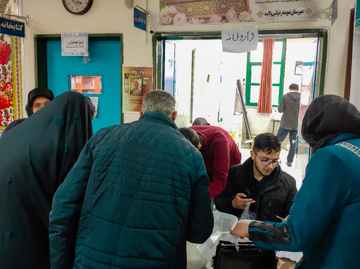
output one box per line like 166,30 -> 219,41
62,0 -> 93,15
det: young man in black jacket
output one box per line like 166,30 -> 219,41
215,133 -> 297,268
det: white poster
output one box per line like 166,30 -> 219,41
222,25 -> 258,53
61,33 -> 89,56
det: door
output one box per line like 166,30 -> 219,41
36,35 -> 122,134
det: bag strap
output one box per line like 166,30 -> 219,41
336,141 -> 360,158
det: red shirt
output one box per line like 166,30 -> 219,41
190,125 -> 242,199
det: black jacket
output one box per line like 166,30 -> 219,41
214,157 -> 297,222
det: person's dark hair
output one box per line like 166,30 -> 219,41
253,133 -> 281,154
179,127 -> 199,148
289,83 -> 299,90
25,88 -> 54,116
192,117 -> 210,126
142,90 -> 175,116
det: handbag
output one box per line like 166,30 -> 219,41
213,240 -> 277,269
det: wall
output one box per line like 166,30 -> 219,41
22,0 -> 358,120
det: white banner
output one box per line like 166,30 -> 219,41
249,0 -> 324,22
159,0 -> 326,25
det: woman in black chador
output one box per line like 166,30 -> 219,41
0,91 -> 94,269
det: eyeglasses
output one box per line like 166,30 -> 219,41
254,152 -> 281,167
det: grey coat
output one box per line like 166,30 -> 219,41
278,91 -> 300,130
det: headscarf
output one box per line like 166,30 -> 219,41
25,88 -> 54,116
301,94 -> 360,152
0,91 -> 93,268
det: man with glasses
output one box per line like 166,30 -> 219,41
214,132 -> 297,267
215,132 -> 296,222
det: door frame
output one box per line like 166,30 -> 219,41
34,34 -> 124,122
152,29 -> 328,99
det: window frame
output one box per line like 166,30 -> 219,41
245,38 -> 286,107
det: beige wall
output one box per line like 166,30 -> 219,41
22,0 -> 357,115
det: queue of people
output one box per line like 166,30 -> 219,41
0,88 -> 359,269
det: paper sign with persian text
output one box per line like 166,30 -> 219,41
222,25 -> 258,53
250,0 -> 324,22
134,7 -> 147,31
159,0 -> 326,25
61,33 -> 89,56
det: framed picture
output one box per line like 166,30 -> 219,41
294,61 -> 304,75
143,77 -> 150,85
129,69 -> 138,76
129,77 -> 143,96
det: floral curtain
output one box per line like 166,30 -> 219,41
257,39 -> 274,114
0,0 -> 23,132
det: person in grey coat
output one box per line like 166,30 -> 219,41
276,83 -> 300,167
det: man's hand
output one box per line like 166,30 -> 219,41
232,193 -> 255,210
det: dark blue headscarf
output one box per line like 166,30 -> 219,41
302,94 -> 360,152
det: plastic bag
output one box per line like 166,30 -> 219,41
187,241 -> 207,269
239,202 -> 255,220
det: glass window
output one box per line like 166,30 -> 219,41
271,86 -> 279,106
245,39 -> 285,107
250,85 -> 260,103
251,66 -> 262,83
250,42 -> 263,62
273,41 -> 283,62
272,64 -> 281,84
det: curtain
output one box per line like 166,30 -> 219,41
257,39 -> 274,113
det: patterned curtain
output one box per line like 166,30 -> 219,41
257,39 -> 274,113
0,0 -> 23,131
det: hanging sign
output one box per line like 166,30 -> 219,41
0,17 -> 25,37
222,25 -> 258,53
61,33 -> 88,56
134,7 -> 147,31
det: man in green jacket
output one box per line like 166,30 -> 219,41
49,90 -> 214,269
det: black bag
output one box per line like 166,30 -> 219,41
213,240 -> 277,269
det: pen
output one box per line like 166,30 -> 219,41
276,215 -> 285,221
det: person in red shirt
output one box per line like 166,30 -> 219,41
180,125 -> 241,199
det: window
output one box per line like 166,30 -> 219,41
245,39 -> 286,107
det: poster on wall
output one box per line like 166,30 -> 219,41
0,34 -> 22,132
123,66 -> 153,113
159,0 -> 325,25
